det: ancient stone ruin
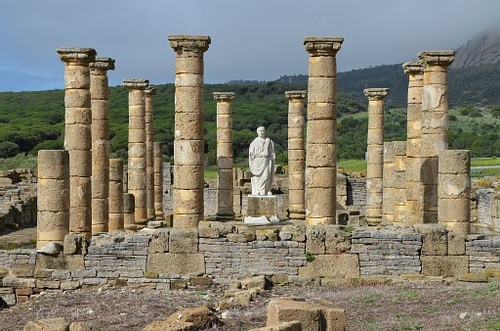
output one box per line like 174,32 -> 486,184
0,35 -> 500,331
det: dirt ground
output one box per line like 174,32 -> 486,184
0,280 -> 499,331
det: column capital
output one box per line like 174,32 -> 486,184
123,78 -> 149,89
364,88 -> 389,101
56,47 -> 96,64
303,37 -> 344,56
145,86 -> 157,96
402,62 -> 423,76
168,35 -> 211,55
418,50 -> 455,67
285,90 -> 307,100
213,92 -> 235,101
90,57 -> 115,71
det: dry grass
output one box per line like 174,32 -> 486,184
1,281 -> 500,330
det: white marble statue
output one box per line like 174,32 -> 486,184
249,126 -> 275,196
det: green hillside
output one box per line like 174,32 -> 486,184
1,60 -> 500,170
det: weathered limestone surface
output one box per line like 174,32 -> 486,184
37,150 -> 69,248
90,57 -> 115,233
108,159 -> 124,231
145,87 -> 156,222
123,192 -> 136,232
286,91 -> 307,220
364,88 -> 389,225
123,78 -> 149,229
214,92 -> 235,220
169,34 -> 211,228
303,36 -> 343,225
153,142 -> 165,221
267,297 -> 346,331
382,142 -> 395,225
147,253 -> 205,274
393,141 -> 407,225
403,62 -> 424,225
56,47 -> 96,240
438,150 -> 471,235
418,50 -> 455,223
298,254 -> 359,278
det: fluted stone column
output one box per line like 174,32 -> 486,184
418,50 -> 455,223
90,57 -> 115,233
145,87 -> 156,222
168,35 -> 211,228
37,150 -> 69,248
286,90 -> 307,220
303,36 -> 343,225
153,142 -> 165,221
364,88 -> 389,225
382,142 -> 395,225
438,150 -> 470,235
123,78 -> 149,230
56,47 -> 96,240
403,62 -> 424,225
393,141 -> 407,226
214,92 -> 235,221
109,159 -> 124,232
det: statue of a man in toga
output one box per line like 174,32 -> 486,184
249,126 -> 275,196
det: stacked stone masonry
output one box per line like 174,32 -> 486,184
2,224 -> 500,306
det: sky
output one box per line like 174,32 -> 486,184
1,0 -> 500,92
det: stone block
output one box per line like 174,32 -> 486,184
299,254 -> 360,279
149,228 -> 169,253
267,297 -> 346,331
413,224 -> 448,256
240,275 -> 269,291
69,321 -> 91,331
447,231 -> 466,255
60,280 -> 81,290
2,276 -> 35,288
23,317 -> 70,331
1,293 -> 15,307
250,321 -> 302,331
190,276 -> 212,286
147,253 -> 205,275
36,279 -> 61,289
10,267 -> 34,277
305,225 -> 326,255
63,233 -> 87,255
325,226 -> 352,254
15,287 -> 33,296
171,279 -> 188,290
421,256 -> 469,277
36,253 -> 85,270
169,228 -> 198,254
246,196 -> 278,219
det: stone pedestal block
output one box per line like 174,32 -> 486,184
245,196 -> 279,224
267,297 -> 346,331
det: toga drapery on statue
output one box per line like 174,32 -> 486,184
249,126 -> 275,196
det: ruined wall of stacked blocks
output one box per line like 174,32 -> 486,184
2,35 -> 500,308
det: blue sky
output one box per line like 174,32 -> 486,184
1,0 -> 500,92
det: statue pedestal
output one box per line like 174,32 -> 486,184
244,195 -> 279,224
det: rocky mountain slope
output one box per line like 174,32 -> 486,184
451,28 -> 500,69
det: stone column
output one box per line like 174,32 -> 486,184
168,35 -> 211,228
90,57 -> 115,233
56,47 -> 96,240
153,142 -> 165,221
364,88 -> 389,225
123,193 -> 136,232
108,159 -> 124,232
418,50 -> 455,223
303,36 -> 343,225
438,150 -> 470,235
37,150 -> 69,249
214,92 -> 235,221
145,87 -> 156,222
393,141 -> 407,226
286,90 -> 307,220
403,62 -> 424,225
382,142 -> 395,225
123,78 -> 149,230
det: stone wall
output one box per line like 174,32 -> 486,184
0,169 -> 37,232
1,223 -> 499,306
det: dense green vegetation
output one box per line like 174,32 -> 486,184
1,61 -> 500,171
